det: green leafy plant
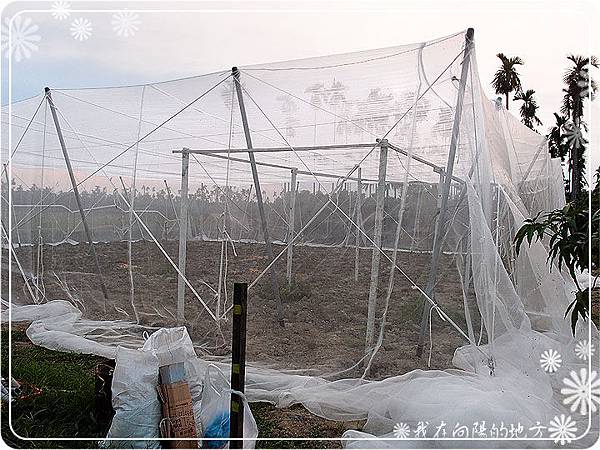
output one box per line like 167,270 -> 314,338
515,194 -> 598,334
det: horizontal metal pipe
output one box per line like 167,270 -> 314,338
189,151 -> 381,183
173,142 -> 378,154
387,142 -> 464,184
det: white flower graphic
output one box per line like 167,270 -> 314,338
70,17 -> 92,41
51,1 -> 71,21
548,414 -> 577,445
574,340 -> 595,361
392,422 -> 410,439
111,11 -> 141,38
540,349 -> 562,373
561,368 -> 600,415
0,16 -> 40,62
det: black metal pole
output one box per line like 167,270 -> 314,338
230,282 -> 248,449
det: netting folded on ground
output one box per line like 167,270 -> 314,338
1,28 -> 597,445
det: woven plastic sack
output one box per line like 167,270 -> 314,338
102,346 -> 161,449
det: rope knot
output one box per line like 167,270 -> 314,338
487,356 -> 496,376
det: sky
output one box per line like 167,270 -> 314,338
1,0 -> 599,175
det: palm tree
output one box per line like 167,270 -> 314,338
561,55 -> 598,201
547,113 -> 569,160
492,53 -> 524,110
513,89 -> 542,130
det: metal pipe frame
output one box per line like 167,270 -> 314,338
365,139 -> 389,365
416,28 -> 475,357
232,66 -> 285,326
45,87 -> 110,305
177,148 -> 190,325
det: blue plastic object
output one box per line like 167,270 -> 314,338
202,411 -> 230,449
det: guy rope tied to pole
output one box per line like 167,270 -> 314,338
232,66 -> 285,326
44,87 -> 110,308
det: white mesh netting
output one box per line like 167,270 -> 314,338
1,28 -> 597,446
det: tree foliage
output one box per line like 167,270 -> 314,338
513,89 -> 542,130
547,113 -> 570,160
492,53 -> 524,110
560,55 -> 598,201
515,170 -> 600,334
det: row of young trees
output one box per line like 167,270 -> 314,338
492,53 -> 597,202
2,179 -> 444,250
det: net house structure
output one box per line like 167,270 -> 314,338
1,28 -> 597,444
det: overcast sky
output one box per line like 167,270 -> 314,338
2,0 -> 599,174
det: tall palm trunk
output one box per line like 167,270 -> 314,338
571,112 -> 581,201
505,92 -> 509,110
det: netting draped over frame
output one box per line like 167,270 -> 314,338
2,28 -> 597,445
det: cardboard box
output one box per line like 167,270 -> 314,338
158,381 -> 198,449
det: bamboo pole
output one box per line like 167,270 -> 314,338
3,164 -> 21,247
354,167 -> 363,282
286,168 -> 298,287
410,184 -> 423,253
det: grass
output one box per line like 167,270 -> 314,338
1,326 -> 105,448
1,325 -> 357,448
251,403 -> 357,449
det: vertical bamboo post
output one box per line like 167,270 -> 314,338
286,168 -> 297,287
410,184 -> 423,253
416,28 -> 474,357
354,167 -> 363,282
45,87 -> 109,306
365,139 -> 388,363
230,282 -> 248,449
3,164 -> 21,247
431,170 -> 444,251
461,235 -> 476,345
1,219 -> 36,301
232,67 -> 284,326
164,179 -> 179,222
177,148 -> 190,325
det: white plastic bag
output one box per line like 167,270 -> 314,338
142,327 -> 196,367
142,326 -> 203,435
104,328 -> 201,448
200,365 -> 258,449
103,346 -> 161,449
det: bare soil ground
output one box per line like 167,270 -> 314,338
5,240 -> 477,379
